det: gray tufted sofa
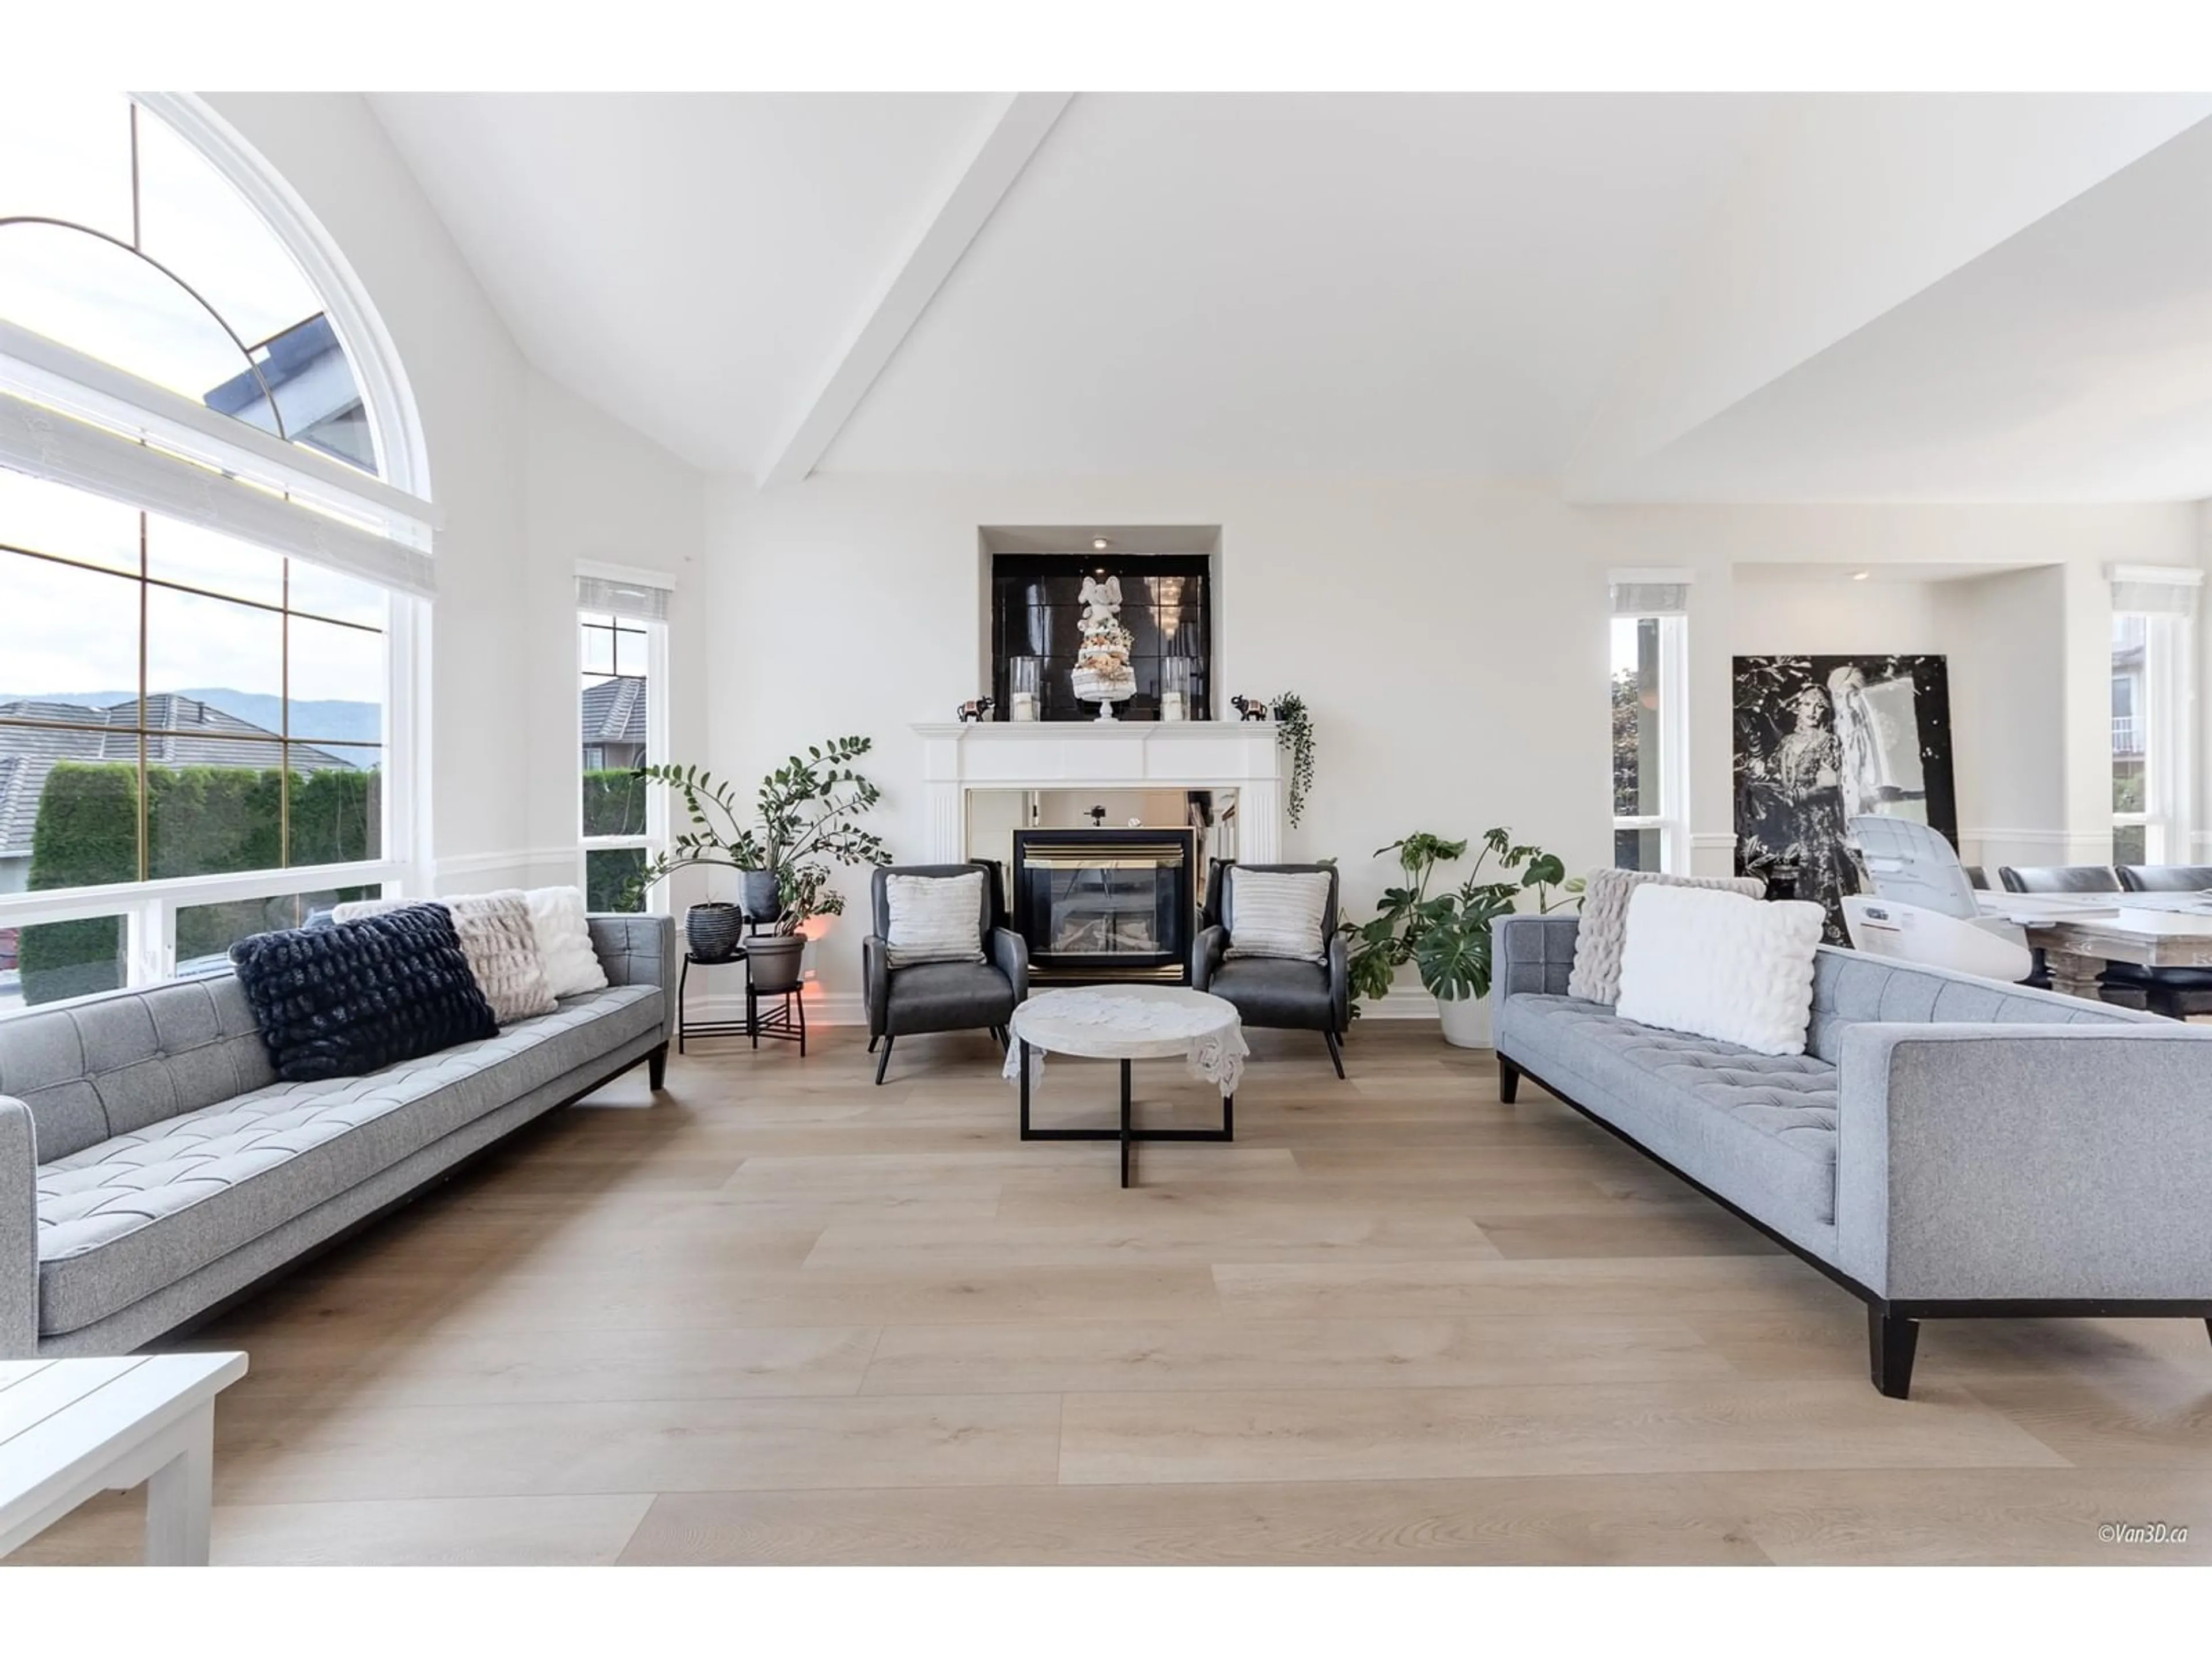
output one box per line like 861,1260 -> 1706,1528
1494,914 -> 2212,1398
0,914 -> 673,1358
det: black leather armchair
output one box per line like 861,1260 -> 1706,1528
1191,860 -> 1350,1077
863,862 -> 1028,1084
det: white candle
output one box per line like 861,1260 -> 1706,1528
1011,691 -> 1037,721
1161,691 -> 1185,722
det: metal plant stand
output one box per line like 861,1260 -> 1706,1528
677,942 -> 808,1056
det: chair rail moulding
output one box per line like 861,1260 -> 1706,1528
911,722 -> 1286,865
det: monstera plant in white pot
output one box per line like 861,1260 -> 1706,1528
1344,828 -> 1578,1047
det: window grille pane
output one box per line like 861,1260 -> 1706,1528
4,912 -> 127,1010
1614,827 -> 1662,873
146,585 -> 283,732
175,881 -> 378,980
0,90 -> 134,242
0,469 -> 141,575
1611,616 -> 1662,820
585,846 -> 649,914
287,748 -> 381,866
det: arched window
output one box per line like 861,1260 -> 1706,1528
0,93 -> 430,1008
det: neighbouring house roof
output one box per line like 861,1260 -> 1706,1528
581,676 -> 647,748
0,696 -> 354,861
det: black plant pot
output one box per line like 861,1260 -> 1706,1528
747,933 -> 807,994
739,869 -> 781,925
685,902 -> 745,963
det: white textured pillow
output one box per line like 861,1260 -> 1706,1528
1225,868 -> 1331,961
1614,885 -> 1823,1056
1567,868 -> 1767,1003
333,892 -> 558,1024
885,870 -> 986,969
524,885 -> 608,998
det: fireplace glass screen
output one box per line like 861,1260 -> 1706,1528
1012,830 -> 1194,984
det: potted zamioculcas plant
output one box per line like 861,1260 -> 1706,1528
1346,827 -> 1577,1047
633,736 -> 891,991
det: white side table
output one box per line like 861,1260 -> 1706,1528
1006,984 -> 1247,1188
1,1353 -> 248,1565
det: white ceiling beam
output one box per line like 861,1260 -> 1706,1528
1566,93 -> 2212,501
760,91 -> 1072,488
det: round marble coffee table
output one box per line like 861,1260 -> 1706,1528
1003,985 -> 1247,1188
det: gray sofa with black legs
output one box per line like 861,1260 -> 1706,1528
1491,912 -> 2212,1398
863,862 -> 1029,1085
0,914 -> 673,1359
1191,861 -> 1352,1077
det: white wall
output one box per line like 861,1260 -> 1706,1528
710,476 -> 1616,1014
197,94 -> 2210,1024
1591,503 -> 2199,877
1730,574 -> 1950,657
709,477 -> 2199,1015
521,368 -> 710,907
204,94 -> 710,899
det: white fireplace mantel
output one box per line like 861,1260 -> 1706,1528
911,721 -> 1286,864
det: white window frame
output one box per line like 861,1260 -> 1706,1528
1609,603 -> 1691,876
577,597 -> 671,917
0,588 -> 418,990
0,93 -> 431,1005
2113,613 -> 2194,865
2108,566 -> 2199,868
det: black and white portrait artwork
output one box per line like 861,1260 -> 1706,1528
1733,655 -> 1959,942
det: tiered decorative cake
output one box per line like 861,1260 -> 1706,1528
1071,574 -> 1137,719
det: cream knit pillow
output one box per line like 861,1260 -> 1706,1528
333,891 -> 559,1024
885,870 -> 987,968
1566,867 -> 1766,1004
1225,868 -> 1332,962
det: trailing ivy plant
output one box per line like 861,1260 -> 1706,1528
1343,827 -> 1577,1014
1268,692 -> 1316,827
631,735 -> 891,933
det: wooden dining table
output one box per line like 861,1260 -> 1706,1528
1976,890 -> 2212,1002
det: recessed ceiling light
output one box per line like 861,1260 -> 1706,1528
1851,570 -> 1871,581
1092,536 -> 1111,551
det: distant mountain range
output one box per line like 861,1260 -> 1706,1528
0,689 -> 382,749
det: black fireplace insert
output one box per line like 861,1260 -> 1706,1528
1012,828 -> 1195,985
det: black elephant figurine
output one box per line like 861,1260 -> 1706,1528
1231,695 -> 1271,722
956,698 -> 995,723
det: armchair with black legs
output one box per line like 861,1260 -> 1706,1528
1191,860 -> 1351,1077
863,862 -> 1028,1084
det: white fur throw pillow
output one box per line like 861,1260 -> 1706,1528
1614,885 -> 1824,1056
522,885 -> 608,998
1567,867 -> 1766,1004
333,892 -> 558,1024
885,870 -> 987,968
1225,868 -> 1331,961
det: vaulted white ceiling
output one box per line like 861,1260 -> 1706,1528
366,91 -> 2212,501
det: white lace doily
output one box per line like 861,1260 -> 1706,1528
1003,985 -> 1247,1097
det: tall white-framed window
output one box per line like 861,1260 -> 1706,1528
2108,565 -> 2199,868
1609,569 -> 1691,874
0,93 -> 432,1012
577,566 -> 671,914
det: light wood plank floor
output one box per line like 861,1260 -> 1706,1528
10,1024 -> 2211,1566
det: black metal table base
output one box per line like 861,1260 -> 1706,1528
1016,1038 -> 1233,1188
